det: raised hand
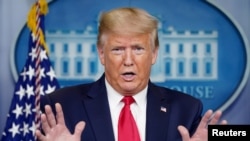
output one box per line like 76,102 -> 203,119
178,109 -> 227,141
36,103 -> 85,141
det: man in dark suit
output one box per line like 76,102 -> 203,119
36,7 -> 227,141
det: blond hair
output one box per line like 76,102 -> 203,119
97,7 -> 159,48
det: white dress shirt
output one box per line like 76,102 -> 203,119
106,79 -> 147,141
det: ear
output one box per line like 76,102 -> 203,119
97,46 -> 105,65
152,46 -> 159,65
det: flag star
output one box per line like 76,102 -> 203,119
32,107 -> 36,113
29,122 -> 36,136
29,47 -> 37,62
22,122 -> 30,136
40,85 -> 45,96
46,67 -> 56,81
39,67 -> 46,79
26,65 -> 35,81
40,49 -> 48,61
15,86 -> 26,100
20,67 -> 27,81
23,103 -> 32,117
45,84 -> 56,94
8,123 -> 20,138
26,84 -> 35,99
12,104 -> 23,119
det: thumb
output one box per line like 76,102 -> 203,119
178,125 -> 190,141
74,121 -> 86,137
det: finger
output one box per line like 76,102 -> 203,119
74,121 -> 86,137
220,119 -> 227,125
177,125 -> 190,141
209,110 -> 222,125
36,130 -> 45,141
45,105 -> 57,127
197,109 -> 213,128
41,113 -> 51,133
55,103 -> 65,125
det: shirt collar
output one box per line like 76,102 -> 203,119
105,78 -> 147,108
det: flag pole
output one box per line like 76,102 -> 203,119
27,0 -> 48,133
34,0 -> 42,130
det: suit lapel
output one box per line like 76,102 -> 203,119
81,76 -> 171,141
145,82 -> 170,141
83,75 -> 115,141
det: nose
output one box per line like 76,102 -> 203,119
123,49 -> 133,66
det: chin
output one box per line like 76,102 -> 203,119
121,85 -> 138,93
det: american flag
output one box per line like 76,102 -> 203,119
1,0 -> 60,140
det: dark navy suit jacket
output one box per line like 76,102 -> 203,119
41,74 -> 203,141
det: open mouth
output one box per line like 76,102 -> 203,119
122,72 -> 136,81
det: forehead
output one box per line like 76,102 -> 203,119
104,33 -> 151,45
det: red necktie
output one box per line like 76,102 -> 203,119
118,96 -> 140,141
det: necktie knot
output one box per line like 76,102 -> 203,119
122,96 -> 135,105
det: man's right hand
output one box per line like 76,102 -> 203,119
35,103 -> 85,141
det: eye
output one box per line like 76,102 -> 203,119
111,47 -> 124,55
133,46 -> 145,54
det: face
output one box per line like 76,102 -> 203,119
98,33 -> 158,95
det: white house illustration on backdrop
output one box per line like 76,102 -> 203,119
45,20 -> 218,82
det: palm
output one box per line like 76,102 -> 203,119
41,123 -> 78,141
36,103 -> 85,141
178,110 -> 227,141
189,127 -> 208,141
